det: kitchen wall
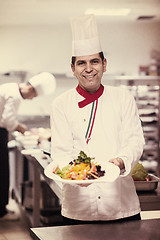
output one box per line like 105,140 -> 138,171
99,21 -> 160,75
0,21 -> 160,75
0,21 -> 160,117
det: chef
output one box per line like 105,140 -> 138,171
50,15 -> 145,224
0,72 -> 56,220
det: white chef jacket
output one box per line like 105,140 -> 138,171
0,83 -> 22,131
50,85 -> 145,221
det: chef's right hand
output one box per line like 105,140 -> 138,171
15,123 -> 27,134
109,157 -> 125,170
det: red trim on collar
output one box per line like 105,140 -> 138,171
76,84 -> 104,108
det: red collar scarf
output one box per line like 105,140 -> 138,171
76,84 -> 104,108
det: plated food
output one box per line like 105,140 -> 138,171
44,151 -> 120,184
53,151 -> 105,181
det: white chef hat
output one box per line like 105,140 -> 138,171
28,72 -> 56,96
70,14 -> 102,56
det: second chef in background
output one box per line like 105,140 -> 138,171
0,72 -> 56,220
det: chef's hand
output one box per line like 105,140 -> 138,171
15,123 -> 27,134
109,157 -> 125,170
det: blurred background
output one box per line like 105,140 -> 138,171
1,0 -> 160,167
0,0 -> 160,112
0,1 -> 160,236
0,0 -> 160,168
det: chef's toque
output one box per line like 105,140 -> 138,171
70,14 -> 102,56
28,72 -> 56,96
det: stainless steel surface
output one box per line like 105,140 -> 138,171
134,174 -> 160,191
31,219 -> 160,240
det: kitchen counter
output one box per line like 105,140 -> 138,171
31,219 -> 160,240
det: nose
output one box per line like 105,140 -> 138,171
85,62 -> 92,73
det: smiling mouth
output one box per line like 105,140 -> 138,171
82,74 -> 97,79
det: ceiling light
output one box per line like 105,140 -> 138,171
85,8 -> 131,16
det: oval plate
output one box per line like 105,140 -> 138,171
44,161 -> 120,184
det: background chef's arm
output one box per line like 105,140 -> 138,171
15,123 -> 27,134
50,100 -> 74,166
1,97 -> 22,132
112,89 -> 145,176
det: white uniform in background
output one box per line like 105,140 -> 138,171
0,83 -> 22,131
0,73 -> 56,219
50,85 -> 145,221
0,82 -> 22,218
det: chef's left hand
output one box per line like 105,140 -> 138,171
109,157 -> 125,170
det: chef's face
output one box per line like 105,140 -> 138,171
22,85 -> 38,99
28,87 -> 38,99
71,53 -> 107,93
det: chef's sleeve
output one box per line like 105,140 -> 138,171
115,89 -> 145,176
1,97 -> 20,132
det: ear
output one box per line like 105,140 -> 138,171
71,63 -> 75,74
103,58 -> 107,72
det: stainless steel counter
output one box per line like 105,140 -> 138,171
31,219 -> 160,240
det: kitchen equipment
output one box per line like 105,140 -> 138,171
134,174 -> 160,191
41,149 -> 51,157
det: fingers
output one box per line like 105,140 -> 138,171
109,158 -> 125,170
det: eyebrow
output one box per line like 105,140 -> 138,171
76,60 -> 85,64
76,58 -> 100,65
90,58 -> 100,62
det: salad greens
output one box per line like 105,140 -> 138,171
74,151 -> 94,166
55,164 -> 72,179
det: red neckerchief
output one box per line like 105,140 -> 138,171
76,84 -> 104,108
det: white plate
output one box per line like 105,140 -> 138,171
44,161 -> 120,184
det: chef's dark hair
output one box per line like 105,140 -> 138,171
71,52 -> 104,66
